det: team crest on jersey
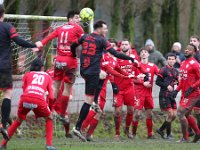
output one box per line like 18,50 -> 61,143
146,68 -> 150,72
189,60 -> 195,64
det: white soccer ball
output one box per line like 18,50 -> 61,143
80,8 -> 94,22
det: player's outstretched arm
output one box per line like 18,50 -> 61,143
107,48 -> 135,62
12,36 -> 36,48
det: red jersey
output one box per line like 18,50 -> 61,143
42,22 -> 84,56
46,67 -> 54,78
101,53 -> 129,81
130,48 -> 140,61
135,62 -> 159,96
176,58 -> 200,95
22,71 -> 53,101
114,54 -> 138,90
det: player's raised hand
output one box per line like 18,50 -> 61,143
35,41 -> 43,48
99,70 -> 107,79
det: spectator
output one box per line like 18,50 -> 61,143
145,39 -> 166,67
171,42 -> 185,69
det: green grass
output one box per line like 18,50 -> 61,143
1,111 -> 199,150
3,137 -> 200,150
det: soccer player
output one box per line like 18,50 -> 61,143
132,48 -> 159,139
189,35 -> 200,131
46,59 -> 72,138
0,4 -> 38,139
156,53 -> 179,139
35,10 -> 84,122
0,58 -> 56,150
113,39 -> 143,140
70,20 -> 139,141
173,44 -> 200,142
81,51 -> 132,141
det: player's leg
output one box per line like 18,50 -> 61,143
157,96 -> 172,139
0,70 -> 13,137
124,105 -> 134,139
132,109 -> 142,137
144,96 -> 154,139
114,106 -> 122,139
193,100 -> 200,129
145,109 -> 154,139
73,74 -> 99,141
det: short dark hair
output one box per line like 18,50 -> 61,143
139,47 -> 148,54
30,57 -> 44,71
108,38 -> 117,45
189,43 -> 197,51
190,35 -> 200,41
166,52 -> 177,59
67,10 -> 79,20
0,5 -> 5,18
93,20 -> 106,30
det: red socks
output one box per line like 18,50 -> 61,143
114,116 -> 121,135
59,95 -> 69,116
132,120 -> 139,135
146,118 -> 153,137
125,113 -> 133,131
82,110 -> 96,131
63,123 -> 70,135
187,115 -> 200,135
46,118 -> 53,146
1,120 -> 21,146
87,118 -> 99,136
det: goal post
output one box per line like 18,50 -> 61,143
4,14 -> 68,75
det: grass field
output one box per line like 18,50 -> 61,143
1,112 -> 200,150
2,137 -> 200,150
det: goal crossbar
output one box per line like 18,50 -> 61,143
5,14 -> 68,21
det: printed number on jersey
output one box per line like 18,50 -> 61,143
32,74 -> 45,85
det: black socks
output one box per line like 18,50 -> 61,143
1,98 -> 11,129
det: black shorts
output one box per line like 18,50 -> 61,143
159,96 -> 177,111
81,73 -> 99,96
0,69 -> 13,90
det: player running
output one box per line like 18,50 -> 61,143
35,10 -> 84,123
0,4 -> 38,139
0,58 -> 56,150
70,20 -> 139,141
173,44 -> 200,143
156,53 -> 179,139
132,48 -> 159,139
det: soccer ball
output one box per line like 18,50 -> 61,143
80,8 -> 94,22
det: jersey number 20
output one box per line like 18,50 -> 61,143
32,74 -> 44,85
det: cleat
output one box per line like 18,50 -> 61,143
57,115 -> 69,125
0,145 -> 6,149
72,127 -> 87,142
192,134 -> 200,143
114,135 -> 121,141
165,135 -> 174,140
124,129 -> 134,139
176,137 -> 188,143
91,103 -> 102,113
0,128 -> 9,141
65,133 -> 73,138
46,146 -> 57,150
156,129 -> 165,139
86,135 -> 94,142
147,135 -> 156,139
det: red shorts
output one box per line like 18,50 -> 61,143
113,86 -> 135,107
18,96 -> 51,120
134,95 -> 154,110
54,55 -> 78,83
179,95 -> 199,109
